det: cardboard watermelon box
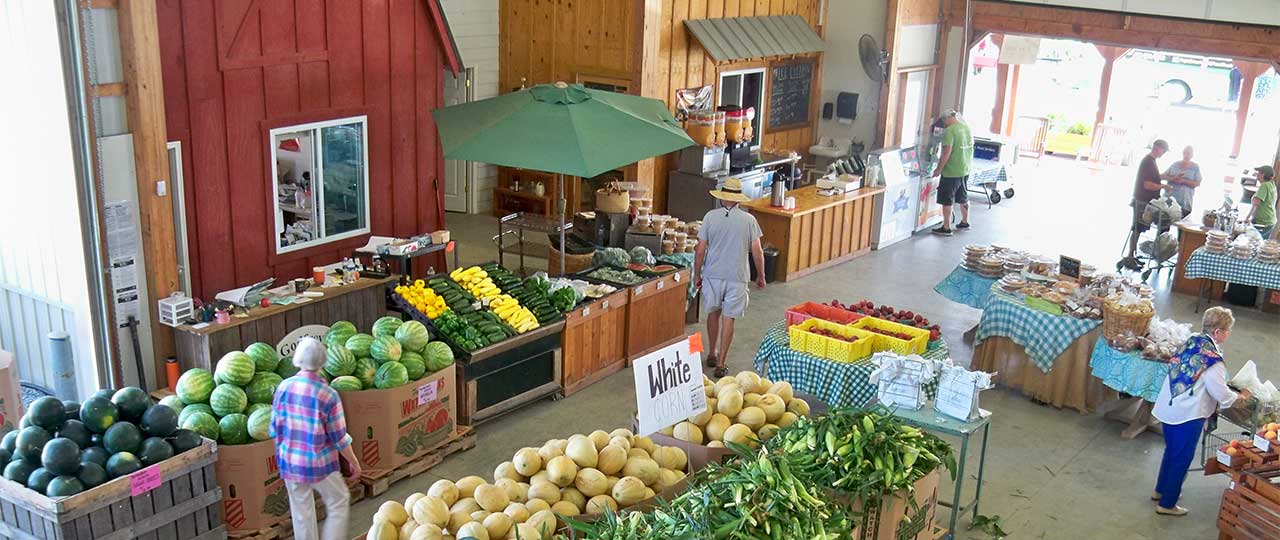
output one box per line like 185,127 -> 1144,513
216,439 -> 290,532
339,363 -> 457,472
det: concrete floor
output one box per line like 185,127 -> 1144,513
345,156 -> 1278,539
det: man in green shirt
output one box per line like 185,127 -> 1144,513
930,110 -> 974,236
1246,165 -> 1277,239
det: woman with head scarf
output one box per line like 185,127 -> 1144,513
1151,307 -> 1251,516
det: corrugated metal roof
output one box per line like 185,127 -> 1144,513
685,16 -> 824,63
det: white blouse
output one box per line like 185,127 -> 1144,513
1153,362 -> 1239,426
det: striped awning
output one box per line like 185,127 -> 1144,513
684,15 -> 824,63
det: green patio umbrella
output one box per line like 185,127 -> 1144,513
432,82 -> 695,274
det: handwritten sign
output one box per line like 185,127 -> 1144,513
632,336 -> 707,436
417,379 -> 440,406
1058,256 -> 1081,281
769,60 -> 815,129
277,324 -> 331,357
1255,435 -> 1271,452
130,465 -> 163,496
1217,449 -> 1234,467
657,280 -> 665,290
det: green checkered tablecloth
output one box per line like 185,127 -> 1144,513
934,265 -> 998,309
1183,247 -> 1280,290
1088,339 -> 1170,403
753,320 -> 950,408
975,291 -> 1101,373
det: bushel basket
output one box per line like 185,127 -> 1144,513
1102,296 -> 1154,341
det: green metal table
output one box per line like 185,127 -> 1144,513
891,407 -> 992,540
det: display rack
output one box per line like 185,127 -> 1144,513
495,212 -> 573,275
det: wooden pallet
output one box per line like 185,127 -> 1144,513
359,427 -> 477,497
1218,469 -> 1280,540
226,479 -> 365,540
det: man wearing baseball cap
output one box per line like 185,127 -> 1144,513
695,177 -> 766,377
1245,165 -> 1277,239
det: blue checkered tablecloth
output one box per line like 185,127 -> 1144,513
975,291 -> 1102,373
934,265 -> 999,309
970,163 -> 1010,187
1183,247 -> 1280,290
753,321 -> 950,408
1088,340 -> 1170,403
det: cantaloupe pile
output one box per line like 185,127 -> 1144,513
665,371 -> 809,448
365,429 -> 688,540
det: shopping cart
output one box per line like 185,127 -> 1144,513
1117,197 -> 1181,280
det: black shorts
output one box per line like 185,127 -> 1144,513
937,175 -> 969,206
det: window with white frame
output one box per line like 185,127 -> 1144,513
270,116 -> 370,253
718,67 -> 766,148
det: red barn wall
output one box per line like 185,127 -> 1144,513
157,0 -> 448,300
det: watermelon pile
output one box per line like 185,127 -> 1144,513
325,318 -> 453,391
0,389 -> 199,498
173,342 -> 281,446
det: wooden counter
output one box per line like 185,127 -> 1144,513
174,276 -> 396,371
1172,222 -> 1224,300
743,185 -> 884,282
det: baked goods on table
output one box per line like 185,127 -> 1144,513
997,274 -> 1027,293
963,244 -> 991,271
977,256 -> 1004,278
1260,240 -> 1280,264
1205,230 -> 1229,253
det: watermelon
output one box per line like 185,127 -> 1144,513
141,405 -> 179,437
0,448 -> 9,468
374,361 -> 409,389
325,321 -> 358,347
325,345 -> 357,377
103,422 -> 143,455
105,452 -> 142,478
27,467 -> 55,493
15,426 -> 52,462
275,358 -> 300,379
79,398 -> 118,434
344,333 -> 375,358
244,342 -> 281,373
246,373 -> 283,404
92,389 -> 115,401
167,429 -> 203,453
2,430 -> 17,454
353,357 -> 378,389
138,437 -> 174,466
423,341 -> 455,372
210,385 -> 248,417
4,459 -> 38,485
330,376 -> 363,392
215,352 -> 256,386
55,420 -> 92,449
111,387 -> 151,422
41,438 -> 81,475
370,336 -> 402,364
395,320 -> 430,352
401,352 -> 426,380
246,403 -> 272,418
372,316 -> 403,339
176,369 -> 215,405
218,414 -> 250,445
158,395 -> 185,415
27,397 -> 65,431
178,404 -> 215,425
181,413 -> 219,441
46,475 -> 85,497
81,446 -> 110,467
247,408 -> 271,441
61,401 -> 80,421
77,462 -> 107,488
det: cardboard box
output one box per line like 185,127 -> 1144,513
339,364 -> 457,472
0,351 -> 23,432
847,469 -> 941,540
217,439 -> 290,531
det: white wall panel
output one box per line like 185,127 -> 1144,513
817,0 -> 888,149
440,0 -> 499,214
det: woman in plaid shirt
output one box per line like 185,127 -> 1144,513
271,337 -> 361,540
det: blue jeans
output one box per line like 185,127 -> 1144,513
1156,418 -> 1205,509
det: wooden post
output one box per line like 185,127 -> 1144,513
1091,45 -> 1128,149
1002,64 -> 1020,135
117,0 -> 178,386
987,35 -> 1007,134
634,0 -> 663,195
1231,61 -> 1270,159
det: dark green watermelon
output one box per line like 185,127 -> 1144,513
140,405 -> 179,437
167,429 -> 203,453
103,422 -> 143,455
77,462 -> 107,488
79,397 -> 118,434
81,446 -> 110,467
111,388 -> 152,423
0,448 -> 10,468
138,437 -> 174,467
1,430 -> 17,454
90,433 -> 103,447
15,426 -> 52,462
26,397 -> 65,432
19,415 -> 31,429
92,388 -> 115,401
105,452 -> 142,478
41,438 -> 81,476
55,420 -> 92,449
46,475 -> 84,497
26,467 -> 55,493
61,401 -> 80,421
3,459 -> 38,485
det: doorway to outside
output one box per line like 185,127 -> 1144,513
443,67 -> 474,213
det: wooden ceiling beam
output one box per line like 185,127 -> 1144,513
972,13 -> 1280,61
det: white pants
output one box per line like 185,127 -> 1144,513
284,472 -> 349,540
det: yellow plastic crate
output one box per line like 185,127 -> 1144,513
789,319 -> 875,362
852,316 -> 931,355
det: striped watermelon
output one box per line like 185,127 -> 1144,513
178,403 -> 214,425
175,368 -> 215,404
344,333 -> 374,358
395,320 -> 430,352
245,403 -> 271,418
158,395 -> 185,415
209,384 -> 248,417
214,352 -> 255,386
246,373 -> 282,404
353,357 -> 378,389
218,414 -> 250,445
325,321 -> 358,347
372,316 -> 403,339
423,342 -> 455,372
370,336 -> 402,364
374,361 -> 409,389
330,376 -> 363,392
275,358 -> 300,379
181,412 -> 219,441
324,345 -> 357,377
244,342 -> 280,373
247,408 -> 271,441
400,351 -> 426,380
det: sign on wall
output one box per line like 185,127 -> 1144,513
999,35 -> 1042,65
277,324 -> 331,358
632,334 -> 708,435
768,60 -> 815,130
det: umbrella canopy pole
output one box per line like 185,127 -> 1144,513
558,173 -> 567,277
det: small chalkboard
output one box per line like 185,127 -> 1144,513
1058,255 -> 1081,280
768,60 -> 814,130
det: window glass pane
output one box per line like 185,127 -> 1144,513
743,71 -> 764,142
274,130 -> 319,249
319,123 -> 367,237
720,74 -> 742,107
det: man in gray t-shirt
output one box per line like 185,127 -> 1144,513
696,177 -> 766,377
1162,145 -> 1201,217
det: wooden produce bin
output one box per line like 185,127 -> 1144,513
623,267 -> 691,361
0,440 -> 223,540
1218,464 -> 1280,540
453,322 -> 565,425
561,289 -> 629,396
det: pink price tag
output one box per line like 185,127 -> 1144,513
130,465 -> 163,496
417,380 -> 439,405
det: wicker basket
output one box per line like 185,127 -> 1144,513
1102,295 -> 1155,340
549,245 -> 595,275
595,183 -> 631,213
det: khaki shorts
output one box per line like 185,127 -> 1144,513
701,278 -> 749,319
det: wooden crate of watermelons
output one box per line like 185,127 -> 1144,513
0,391 -> 224,540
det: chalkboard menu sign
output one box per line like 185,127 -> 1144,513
1058,255 -> 1081,280
768,60 -> 814,130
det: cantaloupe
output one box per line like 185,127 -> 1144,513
471,509 -> 491,522
527,481 -> 561,503
495,478 -> 523,503
512,522 -> 544,540
559,486 -> 586,511
787,397 -> 810,416
717,389 -> 744,417
456,476 -> 486,498
688,406 -> 713,426
707,440 -> 725,448
606,475 -> 620,491
513,448 -> 542,477
530,470 -> 550,485
448,509 -> 473,535
405,493 -> 426,514
672,421 -> 703,444
722,423 -> 754,447
410,523 -> 443,540
428,479 -> 459,505
622,457 -> 659,486
483,512 -> 513,540
758,423 -> 779,440
574,467 -> 608,496
776,411 -> 799,428
412,496 -> 450,528
524,498 -> 551,515
735,371 -> 761,394
366,517 -> 397,540
627,447 -> 650,459
475,484 -> 510,512
525,510 -> 556,540
378,501 -> 409,526
659,468 -> 685,489
608,428 -> 633,440
456,521 -> 490,540
705,396 -> 718,416
608,435 -> 631,452
631,435 -> 655,454
757,394 -> 786,423
536,442 -> 563,463
736,406 -> 766,431
705,413 -> 731,441
585,494 -> 618,514
588,430 -> 611,450
612,476 -> 647,506
503,501 -> 530,523
654,446 -> 687,470
742,392 -> 762,407
494,461 -> 524,483
565,436 -> 599,468
451,497 -> 481,514
399,519 -> 419,540
757,377 -> 774,394
714,376 -> 739,395
767,380 -> 794,403
545,456 -> 578,487
596,444 -> 627,475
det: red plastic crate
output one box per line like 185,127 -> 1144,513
784,302 -> 865,327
